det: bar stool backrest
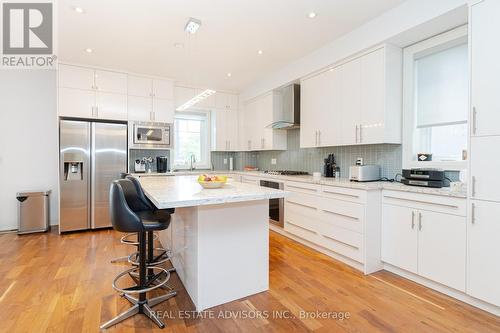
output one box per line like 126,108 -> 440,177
109,180 -> 144,233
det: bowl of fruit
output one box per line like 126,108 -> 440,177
197,174 -> 228,189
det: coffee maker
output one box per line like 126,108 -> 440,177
324,154 -> 336,178
156,156 -> 168,173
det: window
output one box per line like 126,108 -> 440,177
403,26 -> 468,170
173,111 -> 211,169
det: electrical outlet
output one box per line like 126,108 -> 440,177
271,158 -> 277,165
223,158 -> 228,164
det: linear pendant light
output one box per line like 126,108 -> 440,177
176,89 -> 216,111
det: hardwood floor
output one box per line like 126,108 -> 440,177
0,228 -> 499,333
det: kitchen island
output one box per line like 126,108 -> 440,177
137,175 -> 287,311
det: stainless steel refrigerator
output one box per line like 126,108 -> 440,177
59,120 -> 127,232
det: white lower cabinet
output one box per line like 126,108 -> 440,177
381,204 -> 418,273
283,181 -> 381,273
417,210 -> 466,292
468,200 -> 500,307
382,192 -> 466,292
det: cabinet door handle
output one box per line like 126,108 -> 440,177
318,130 -> 321,146
471,176 -> 477,197
355,125 -> 359,143
418,212 -> 422,231
359,124 -> 362,143
471,203 -> 476,224
411,211 -> 415,229
472,107 -> 477,135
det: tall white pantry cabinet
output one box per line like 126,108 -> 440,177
468,0 -> 500,308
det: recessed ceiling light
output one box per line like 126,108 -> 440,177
84,48 -> 93,53
73,7 -> 84,14
308,12 -> 317,19
184,17 -> 202,34
257,50 -> 263,55
227,72 -> 232,77
173,42 -> 184,48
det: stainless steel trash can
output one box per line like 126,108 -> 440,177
16,190 -> 51,234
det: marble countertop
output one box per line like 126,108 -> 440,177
230,171 -> 467,198
131,170 -> 467,198
138,175 -> 288,209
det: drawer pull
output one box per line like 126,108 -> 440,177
322,189 -> 359,199
322,209 -> 359,221
287,185 -> 318,192
383,195 -> 460,209
286,200 -> 316,210
321,234 -> 359,250
286,221 -> 316,234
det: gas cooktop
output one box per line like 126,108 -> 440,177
263,170 -> 309,176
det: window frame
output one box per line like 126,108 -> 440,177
402,25 -> 468,171
172,109 -> 212,170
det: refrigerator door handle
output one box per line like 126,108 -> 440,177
90,123 -> 96,229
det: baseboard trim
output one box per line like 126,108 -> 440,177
384,263 -> 500,317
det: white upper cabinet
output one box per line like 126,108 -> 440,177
94,70 -> 127,94
300,45 -> 402,148
128,96 -> 153,121
59,64 -> 94,90
300,67 -> 341,148
128,75 -> 152,97
470,0 -> 500,137
59,87 -> 96,119
96,92 -> 127,120
129,76 -> 174,122
340,57 -> 362,146
58,64 -> 127,120
152,98 -> 174,123
153,79 -> 174,100
216,92 -> 238,110
58,64 -> 175,122
241,92 -> 286,151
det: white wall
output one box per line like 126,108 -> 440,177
240,0 -> 469,101
0,70 -> 58,231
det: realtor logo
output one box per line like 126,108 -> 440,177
1,1 -> 56,68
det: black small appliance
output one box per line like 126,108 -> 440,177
324,154 -> 336,178
401,168 -> 448,188
156,156 -> 168,173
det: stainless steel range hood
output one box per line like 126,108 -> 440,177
267,84 -> 300,129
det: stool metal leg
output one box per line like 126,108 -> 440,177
143,304 -> 165,329
110,255 -> 129,263
100,304 -> 139,330
148,291 -> 177,307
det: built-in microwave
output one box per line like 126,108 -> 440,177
129,121 -> 172,149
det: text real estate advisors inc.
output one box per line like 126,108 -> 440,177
152,310 -> 352,320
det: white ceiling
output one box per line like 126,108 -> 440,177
58,0 -> 404,92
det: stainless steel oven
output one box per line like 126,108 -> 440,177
130,121 -> 172,149
260,180 -> 284,228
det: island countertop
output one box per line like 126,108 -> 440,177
137,175 -> 287,209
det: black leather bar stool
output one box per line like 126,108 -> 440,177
125,176 -> 175,271
110,172 -> 145,264
100,179 -> 176,330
